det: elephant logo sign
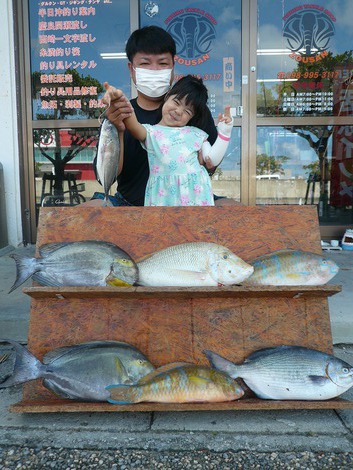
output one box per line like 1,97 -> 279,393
283,6 -> 335,57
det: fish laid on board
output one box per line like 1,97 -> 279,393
204,346 -> 353,400
106,362 -> 244,404
243,249 -> 339,286
9,240 -> 138,292
136,242 -> 254,287
95,117 -> 120,206
0,340 -> 155,401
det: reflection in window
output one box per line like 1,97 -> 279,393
211,128 -> 241,201
256,126 -> 353,225
257,0 -> 353,117
34,128 -> 101,211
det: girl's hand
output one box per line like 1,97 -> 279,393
102,82 -> 133,131
217,105 -> 232,124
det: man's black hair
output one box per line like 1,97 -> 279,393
165,75 -> 209,129
125,26 -> 176,62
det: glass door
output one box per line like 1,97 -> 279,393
252,0 -> 353,234
140,0 -> 244,202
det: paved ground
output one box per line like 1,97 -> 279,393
0,244 -> 352,467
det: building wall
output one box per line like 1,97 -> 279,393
0,0 -> 23,247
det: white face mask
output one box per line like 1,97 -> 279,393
133,67 -> 172,98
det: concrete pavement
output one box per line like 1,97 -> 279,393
0,244 -> 352,453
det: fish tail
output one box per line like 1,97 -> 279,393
203,350 -> 240,379
0,340 -> 43,388
8,253 -> 37,293
102,196 -> 113,207
106,384 -> 141,404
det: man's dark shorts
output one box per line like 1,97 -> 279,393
90,191 -> 133,206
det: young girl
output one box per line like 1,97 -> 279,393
124,75 -> 233,206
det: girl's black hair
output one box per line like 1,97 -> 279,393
125,26 -> 176,62
165,75 -> 209,129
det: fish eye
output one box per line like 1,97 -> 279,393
342,367 -> 349,374
223,254 -> 228,260
116,258 -> 134,267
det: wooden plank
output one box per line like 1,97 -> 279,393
23,285 -> 342,300
11,398 -> 353,413
15,205 -> 346,412
35,206 -> 324,261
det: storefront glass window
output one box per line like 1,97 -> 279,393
212,128 -> 241,201
29,1 -> 130,120
33,127 -> 102,209
257,126 -> 353,225
257,0 -> 353,117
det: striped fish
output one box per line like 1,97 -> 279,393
243,249 -> 339,286
106,362 -> 244,404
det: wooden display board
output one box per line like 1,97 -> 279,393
11,205 -> 353,412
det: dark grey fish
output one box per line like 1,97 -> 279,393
96,117 -> 120,206
0,340 -> 155,401
204,346 -> 353,400
9,240 -> 138,292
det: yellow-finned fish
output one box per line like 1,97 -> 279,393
96,116 -> 120,206
106,362 -> 244,404
243,249 -> 339,286
9,240 -> 138,292
136,242 -> 254,287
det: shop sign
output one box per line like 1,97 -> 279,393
283,4 -> 335,61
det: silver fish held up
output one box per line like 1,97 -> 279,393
106,362 -> 244,404
9,240 -> 138,292
136,242 -> 254,287
243,249 -> 339,286
204,346 -> 353,400
96,117 -> 120,206
0,340 -> 155,401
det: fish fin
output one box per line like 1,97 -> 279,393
38,242 -> 70,257
105,276 -> 133,287
42,341 -> 138,364
115,358 -> 130,384
203,350 -> 240,378
0,339 -> 43,388
188,375 -> 213,386
102,197 -> 114,207
8,254 -> 38,293
138,362 -> 192,384
308,375 -> 330,387
32,272 -> 62,287
106,384 -> 140,404
245,345 -> 297,362
0,352 -> 10,364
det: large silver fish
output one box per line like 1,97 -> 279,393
96,117 -> 120,205
9,240 -> 138,292
107,362 -> 244,404
136,242 -> 254,287
0,340 -> 155,401
243,249 -> 339,286
204,346 -> 353,400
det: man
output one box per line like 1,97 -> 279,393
92,25 -> 218,206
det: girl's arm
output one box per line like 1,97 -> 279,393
201,107 -> 233,166
124,112 -> 147,142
